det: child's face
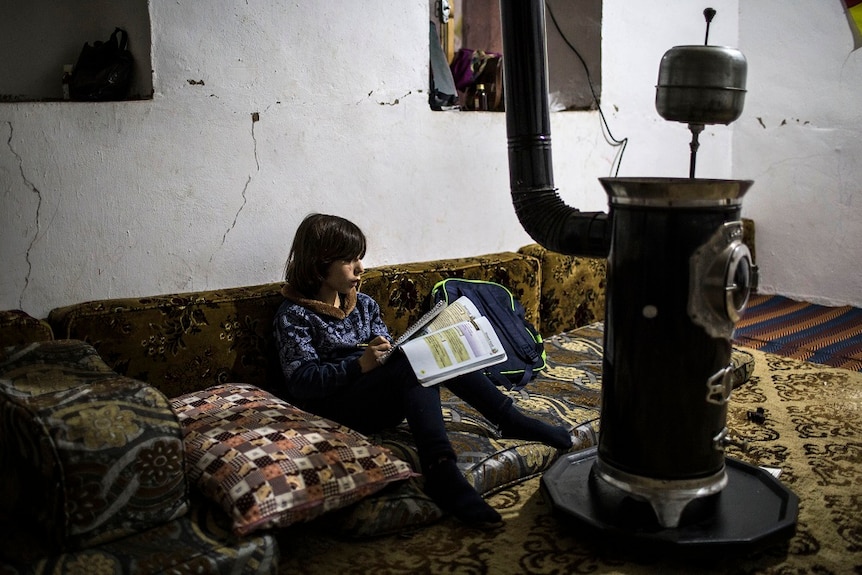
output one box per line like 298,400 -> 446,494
322,257 -> 364,295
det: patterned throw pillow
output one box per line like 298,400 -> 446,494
171,384 -> 415,536
0,340 -> 189,555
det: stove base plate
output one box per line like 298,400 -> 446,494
541,447 -> 798,554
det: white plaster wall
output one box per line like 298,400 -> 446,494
735,1 -> 862,307
1,0 -> 857,320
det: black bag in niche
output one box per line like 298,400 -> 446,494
70,28 -> 134,101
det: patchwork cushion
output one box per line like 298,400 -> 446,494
171,384 -> 415,536
0,340 -> 189,555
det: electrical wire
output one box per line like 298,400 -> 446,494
545,0 -> 628,177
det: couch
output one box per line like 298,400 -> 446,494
0,243 -> 755,574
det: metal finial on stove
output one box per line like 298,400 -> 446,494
704,7 -> 717,45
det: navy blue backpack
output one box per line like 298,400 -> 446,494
430,279 -> 546,390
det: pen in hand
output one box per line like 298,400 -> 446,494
359,335 -> 390,349
357,336 -> 392,373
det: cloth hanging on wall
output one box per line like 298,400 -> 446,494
429,22 -> 458,110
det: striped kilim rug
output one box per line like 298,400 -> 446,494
733,293 -> 862,372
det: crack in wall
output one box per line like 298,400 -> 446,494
210,112 -> 260,262
362,90 -> 413,106
379,91 -> 412,105
6,121 -> 42,308
216,174 -> 252,253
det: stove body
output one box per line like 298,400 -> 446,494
595,177 -> 754,527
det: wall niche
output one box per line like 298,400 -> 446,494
0,0 -> 152,102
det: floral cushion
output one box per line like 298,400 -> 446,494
517,244 -> 607,336
0,340 -> 189,555
171,384 -> 415,536
47,284 -> 287,399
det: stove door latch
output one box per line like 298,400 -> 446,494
689,221 -> 758,338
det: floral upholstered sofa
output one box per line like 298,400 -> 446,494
0,243 -> 755,574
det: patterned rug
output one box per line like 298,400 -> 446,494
277,347 -> 862,575
734,294 -> 862,372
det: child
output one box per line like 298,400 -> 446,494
273,213 -> 572,526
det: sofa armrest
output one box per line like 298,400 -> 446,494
0,310 -> 53,347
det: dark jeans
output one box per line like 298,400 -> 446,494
300,354 -> 511,471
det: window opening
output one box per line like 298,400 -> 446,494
429,0 -> 602,112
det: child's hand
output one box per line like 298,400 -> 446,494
358,335 -> 391,373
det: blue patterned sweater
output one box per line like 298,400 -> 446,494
273,285 -> 391,401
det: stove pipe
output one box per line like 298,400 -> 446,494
500,0 -> 610,258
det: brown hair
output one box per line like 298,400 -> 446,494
284,213 -> 367,297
